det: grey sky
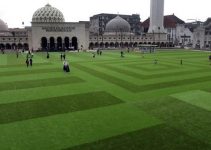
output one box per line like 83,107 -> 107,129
0,0 -> 210,28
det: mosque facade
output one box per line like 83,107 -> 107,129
0,0 -> 169,51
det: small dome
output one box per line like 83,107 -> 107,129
106,16 -> 131,33
32,4 -> 65,23
0,19 -> 8,31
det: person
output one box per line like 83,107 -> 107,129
47,52 -> 50,59
63,60 -> 70,72
1,49 -> 4,54
209,55 -> 211,61
26,58 -> 29,67
121,51 -> 124,58
180,59 -> 183,65
16,50 -> 19,58
29,58 -> 33,67
93,53 -> 96,58
63,53 -> 66,60
100,50 -> 102,56
97,49 -> 100,55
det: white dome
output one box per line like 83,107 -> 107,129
0,19 -> 8,31
106,16 -> 131,33
32,4 -> 65,23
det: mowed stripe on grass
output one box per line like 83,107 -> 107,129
0,91 -> 123,124
0,104 -> 161,150
0,76 -> 84,92
65,124 -> 211,150
73,63 -> 211,93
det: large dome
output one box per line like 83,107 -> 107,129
105,16 -> 131,33
0,19 -> 8,31
32,4 -> 65,23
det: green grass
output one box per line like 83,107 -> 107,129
0,49 -> 211,150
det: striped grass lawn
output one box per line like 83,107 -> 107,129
0,49 -> 211,150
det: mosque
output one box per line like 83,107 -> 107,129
0,0 -> 168,51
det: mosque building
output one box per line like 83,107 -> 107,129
0,0 -> 170,51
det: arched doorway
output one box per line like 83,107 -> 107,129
6,44 -> 11,50
129,42 -> 133,48
0,44 -> 5,50
50,37 -> 55,51
72,37 -> 78,50
64,37 -> 70,50
57,37 -> 62,50
41,37 -> 48,50
12,43 -> 17,50
24,43 -> 29,50
100,42 -> 104,48
110,42 -> 114,48
18,43 -> 23,49
94,42 -> 99,48
115,42 -> 119,48
105,42 -> 109,48
133,42 -> 138,47
89,43 -> 94,49
124,42 -> 129,48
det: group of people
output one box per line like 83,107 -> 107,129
97,49 -> 103,56
60,53 -> 66,61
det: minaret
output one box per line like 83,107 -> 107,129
148,0 -> 165,33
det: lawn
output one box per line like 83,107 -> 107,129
0,49 -> 211,150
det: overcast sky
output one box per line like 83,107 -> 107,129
0,0 -> 210,28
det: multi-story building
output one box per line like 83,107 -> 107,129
192,18 -> 211,49
141,14 -> 187,46
90,13 -> 141,35
0,19 -> 29,50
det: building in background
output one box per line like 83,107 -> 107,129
90,13 -> 141,36
0,19 -> 29,50
141,14 -> 190,47
192,18 -> 211,49
1,4 -> 89,51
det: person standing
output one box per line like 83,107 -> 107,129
63,53 -> 66,60
16,50 -> 19,58
29,58 -> 33,67
47,52 -> 49,59
121,51 -> 124,58
26,58 -> 29,67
